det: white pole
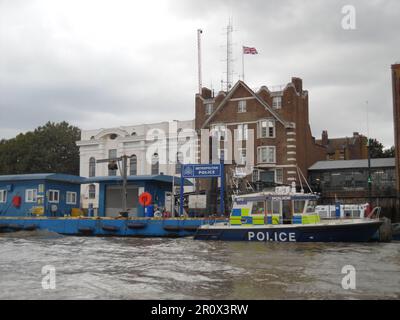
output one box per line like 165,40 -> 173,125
197,29 -> 203,95
242,47 -> 245,82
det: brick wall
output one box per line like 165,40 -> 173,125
195,78 -> 325,193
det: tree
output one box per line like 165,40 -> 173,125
368,138 -> 395,159
0,122 -> 81,175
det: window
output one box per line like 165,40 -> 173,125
0,190 -> 6,203
252,201 -> 265,215
272,96 -> 282,109
237,124 -> 248,141
48,190 -> 60,203
257,146 -> 276,164
130,155 -> 137,175
25,189 -> 37,203
252,170 -> 260,182
89,157 -> 96,177
259,119 -> 275,138
275,168 -> 283,184
151,153 -> 159,175
88,184 -> 96,199
205,103 -> 213,115
108,149 -> 117,176
176,152 -> 183,174
66,192 -> 77,205
110,134 -> 118,140
238,100 -> 246,113
238,148 -> 247,165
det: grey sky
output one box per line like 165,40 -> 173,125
0,0 -> 398,147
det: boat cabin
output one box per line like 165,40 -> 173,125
230,186 -> 320,225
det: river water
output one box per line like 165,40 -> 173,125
0,231 -> 399,300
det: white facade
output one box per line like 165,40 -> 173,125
77,120 -> 197,209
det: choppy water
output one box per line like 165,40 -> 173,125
0,231 -> 399,300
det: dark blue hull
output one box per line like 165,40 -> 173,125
194,221 -> 383,242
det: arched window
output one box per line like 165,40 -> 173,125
130,155 -> 137,175
151,153 -> 159,175
88,184 -> 96,199
89,157 -> 96,177
176,152 -> 183,174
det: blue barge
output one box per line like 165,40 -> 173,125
0,217 -> 226,237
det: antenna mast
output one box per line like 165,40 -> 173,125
197,29 -> 203,94
226,19 -> 233,91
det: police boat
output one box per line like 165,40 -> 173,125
194,186 -> 383,242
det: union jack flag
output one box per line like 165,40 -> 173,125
243,46 -> 258,54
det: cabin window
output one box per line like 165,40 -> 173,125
66,192 -> 77,205
305,200 -> 317,213
251,201 -> 265,215
25,189 -> 37,203
267,200 -> 281,214
0,190 -> 6,203
294,200 -> 306,214
48,190 -> 60,203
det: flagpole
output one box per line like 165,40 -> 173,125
242,46 -> 245,82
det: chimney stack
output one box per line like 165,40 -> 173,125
321,130 -> 328,145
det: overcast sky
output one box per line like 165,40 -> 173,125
0,0 -> 399,147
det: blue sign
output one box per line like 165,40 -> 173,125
182,164 -> 222,178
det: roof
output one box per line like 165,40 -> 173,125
0,173 -> 85,184
84,175 -> 193,186
201,80 -> 290,129
308,158 -> 395,171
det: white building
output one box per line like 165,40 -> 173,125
76,120 -> 197,211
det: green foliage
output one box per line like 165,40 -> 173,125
0,122 -> 81,175
368,138 -> 395,159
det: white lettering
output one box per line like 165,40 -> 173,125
278,232 -> 287,242
41,265 -> 56,290
256,232 -> 265,241
341,265 -> 356,290
248,232 -> 255,240
341,5 -> 356,30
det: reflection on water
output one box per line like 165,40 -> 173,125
0,231 -> 399,300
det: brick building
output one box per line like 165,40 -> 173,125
392,63 -> 400,201
316,131 -> 368,160
195,78 -> 325,197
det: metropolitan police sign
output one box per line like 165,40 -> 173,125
182,164 -> 222,178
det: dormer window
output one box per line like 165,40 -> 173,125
205,103 -> 213,115
110,134 -> 118,140
272,96 -> 282,109
238,100 -> 246,113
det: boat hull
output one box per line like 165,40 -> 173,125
0,217 -> 226,237
194,220 -> 383,242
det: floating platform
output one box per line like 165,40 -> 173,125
0,217 -> 227,237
